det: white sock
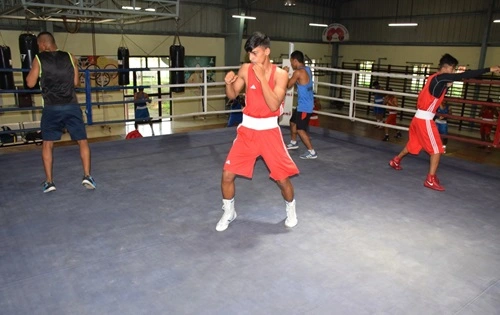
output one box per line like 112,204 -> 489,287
285,199 -> 296,206
222,198 -> 234,211
308,149 -> 316,155
290,140 -> 297,144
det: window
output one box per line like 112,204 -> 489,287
411,64 -> 431,93
128,57 -> 170,94
357,61 -> 374,87
305,59 -> 319,93
126,56 -> 171,119
447,66 -> 466,97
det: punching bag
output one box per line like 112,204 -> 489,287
0,46 -> 15,90
117,47 -> 130,85
19,33 -> 39,89
169,35 -> 184,93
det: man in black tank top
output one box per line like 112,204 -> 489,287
26,31 -> 96,193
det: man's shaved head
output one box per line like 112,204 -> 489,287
36,31 -> 57,51
37,32 -> 56,45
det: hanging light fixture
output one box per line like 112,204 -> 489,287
388,0 -> 418,27
284,0 -> 296,6
122,6 -> 141,10
122,0 -> 140,10
309,23 -> 328,27
145,6 -> 156,12
308,2 -> 327,27
388,22 -> 418,27
232,14 -> 256,20
232,1 -> 256,20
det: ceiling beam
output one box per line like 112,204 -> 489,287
0,0 -> 180,25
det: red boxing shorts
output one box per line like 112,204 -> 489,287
224,125 -> 299,181
407,117 -> 444,155
480,122 -> 493,136
385,113 -> 397,126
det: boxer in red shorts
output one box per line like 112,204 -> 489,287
216,32 -> 299,232
389,54 -> 500,191
382,88 -> 402,141
479,98 -> 498,148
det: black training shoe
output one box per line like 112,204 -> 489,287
42,181 -> 56,193
82,175 -> 96,190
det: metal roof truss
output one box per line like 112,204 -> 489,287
0,0 -> 180,25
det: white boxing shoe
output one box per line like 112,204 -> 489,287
216,199 -> 237,232
285,199 -> 298,228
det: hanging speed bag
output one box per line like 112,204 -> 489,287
0,46 -> 15,90
169,45 -> 185,93
19,33 -> 39,89
117,47 -> 130,85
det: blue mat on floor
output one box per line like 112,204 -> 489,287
0,126 -> 499,314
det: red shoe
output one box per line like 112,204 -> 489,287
424,174 -> 445,191
389,156 -> 402,170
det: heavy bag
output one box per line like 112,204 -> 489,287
0,46 -> 15,90
169,45 -> 185,93
117,47 -> 130,85
19,33 -> 39,89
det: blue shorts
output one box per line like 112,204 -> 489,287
135,107 -> 151,121
227,113 -> 242,127
41,105 -> 87,141
436,122 -> 448,135
373,106 -> 385,115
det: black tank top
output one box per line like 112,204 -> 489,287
36,50 -> 78,106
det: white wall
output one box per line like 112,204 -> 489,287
239,41 -> 334,65
0,31 -> 225,67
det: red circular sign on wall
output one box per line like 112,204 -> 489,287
322,23 -> 349,42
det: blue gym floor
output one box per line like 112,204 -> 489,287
1,126 -> 499,314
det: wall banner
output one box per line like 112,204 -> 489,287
322,23 -> 349,43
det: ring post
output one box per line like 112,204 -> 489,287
85,69 -> 93,125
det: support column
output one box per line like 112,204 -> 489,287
472,0 -> 495,122
224,6 -> 245,67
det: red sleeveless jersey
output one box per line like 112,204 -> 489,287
482,108 -> 495,119
417,73 -> 447,114
243,64 -> 282,118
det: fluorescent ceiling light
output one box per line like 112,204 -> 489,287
232,14 -> 256,20
145,8 -> 156,12
388,23 -> 418,27
122,6 -> 141,10
494,19 -> 500,23
309,23 -> 328,27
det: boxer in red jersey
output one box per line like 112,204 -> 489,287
389,54 -> 500,191
216,32 -> 299,232
479,98 -> 499,149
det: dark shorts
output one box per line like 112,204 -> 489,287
373,106 -> 386,115
41,105 -> 87,141
436,122 -> 448,135
135,107 -> 151,121
290,109 -> 312,131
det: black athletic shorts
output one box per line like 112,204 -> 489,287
290,109 -> 312,131
41,104 -> 87,141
